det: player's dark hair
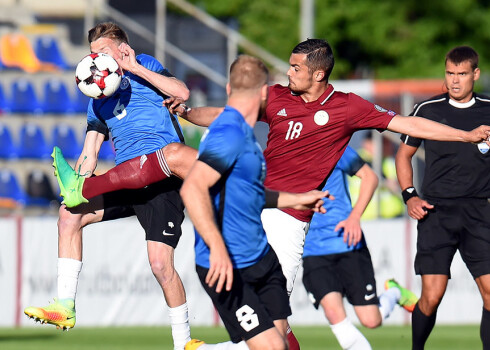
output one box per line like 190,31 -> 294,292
229,55 -> 269,91
88,22 -> 129,45
446,46 -> 478,70
292,39 -> 334,81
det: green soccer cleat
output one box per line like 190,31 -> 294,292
185,339 -> 205,350
52,146 -> 88,208
24,298 -> 76,330
385,278 -> 418,312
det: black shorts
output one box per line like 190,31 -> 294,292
415,197 -> 490,278
302,246 -> 379,309
101,177 -> 185,248
196,248 -> 291,343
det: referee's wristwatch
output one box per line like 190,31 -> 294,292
402,187 -> 418,203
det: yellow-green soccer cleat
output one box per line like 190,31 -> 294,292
52,146 -> 88,208
24,298 -> 76,330
185,339 -> 205,350
385,278 -> 418,312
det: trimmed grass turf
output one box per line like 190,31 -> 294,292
0,325 -> 480,349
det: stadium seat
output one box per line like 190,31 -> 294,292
26,169 -> 60,207
98,139 -> 116,161
0,123 -> 18,158
34,35 -> 70,70
52,124 -> 80,159
73,87 -> 91,113
0,82 -> 10,114
10,78 -> 43,114
0,169 -> 27,205
0,33 -> 58,73
42,78 -> 74,114
18,123 -> 51,159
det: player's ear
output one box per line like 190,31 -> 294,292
261,84 -> 268,101
226,83 -> 231,96
474,67 -> 481,81
314,70 -> 325,82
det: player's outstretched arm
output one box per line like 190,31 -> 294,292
164,96 -> 222,127
264,189 -> 332,212
387,115 -> 490,144
395,143 -> 433,220
116,43 -> 189,101
181,160 -> 233,293
336,163 -> 378,246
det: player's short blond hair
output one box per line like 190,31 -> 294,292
229,55 -> 269,92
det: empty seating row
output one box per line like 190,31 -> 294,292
0,33 -> 72,72
0,122 -> 115,160
0,168 -> 60,208
0,78 -> 90,115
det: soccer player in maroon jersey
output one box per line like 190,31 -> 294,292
171,39 -> 490,350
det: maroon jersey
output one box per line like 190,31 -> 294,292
263,84 -> 396,222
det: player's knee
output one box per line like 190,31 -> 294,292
419,294 -> 442,314
162,142 -> 183,168
358,315 -> 381,329
149,258 -> 175,283
58,206 -> 83,234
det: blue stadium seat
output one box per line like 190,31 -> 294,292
98,139 -> 116,161
18,123 -> 51,159
52,124 -> 80,159
0,123 -> 18,158
26,169 -> 60,207
0,82 -> 10,114
0,169 -> 27,205
73,87 -> 91,113
42,78 -> 74,114
34,35 -> 70,70
10,78 -> 42,114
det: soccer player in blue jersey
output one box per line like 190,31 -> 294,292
24,22 -> 193,350
303,146 -> 418,350
180,55 -> 329,350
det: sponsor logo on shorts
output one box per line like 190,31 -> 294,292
162,230 -> 174,236
364,293 -> 376,301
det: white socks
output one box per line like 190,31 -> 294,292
378,286 -> 401,320
168,303 -> 191,350
57,258 -> 82,301
330,318 -> 372,350
195,341 -> 249,349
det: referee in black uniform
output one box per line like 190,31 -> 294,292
396,46 -> 490,350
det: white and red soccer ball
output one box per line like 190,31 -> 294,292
75,53 -> 122,99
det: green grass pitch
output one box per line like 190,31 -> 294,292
0,325 -> 480,349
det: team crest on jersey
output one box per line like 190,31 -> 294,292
374,104 -> 388,113
478,142 -> 489,154
120,76 -> 130,90
314,110 -> 329,126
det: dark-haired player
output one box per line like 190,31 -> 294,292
396,45 -> 490,350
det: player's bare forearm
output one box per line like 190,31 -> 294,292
76,131 -> 105,177
164,97 -> 221,127
395,143 -> 417,191
117,43 -> 189,100
388,115 -> 490,143
351,164 -> 378,220
265,189 -> 331,212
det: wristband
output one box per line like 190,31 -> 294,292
402,187 -> 418,203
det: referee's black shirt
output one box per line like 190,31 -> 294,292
400,93 -> 490,199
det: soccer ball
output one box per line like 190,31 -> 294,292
75,53 -> 122,99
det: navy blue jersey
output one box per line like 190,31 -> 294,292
194,106 -> 270,269
86,54 -> 183,165
304,146 -> 367,257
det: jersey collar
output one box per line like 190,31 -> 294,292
293,84 -> 335,109
448,96 -> 475,108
